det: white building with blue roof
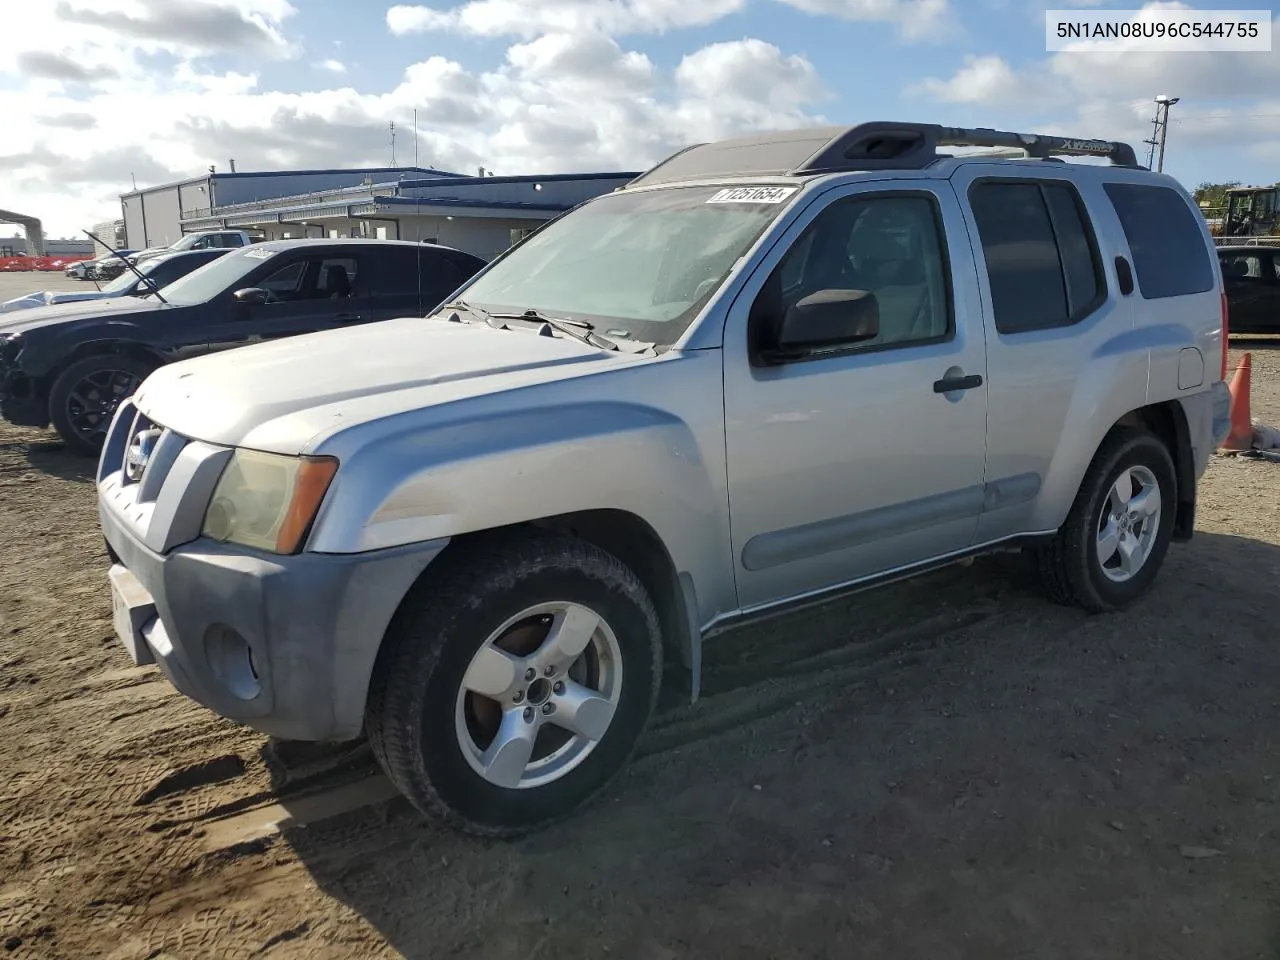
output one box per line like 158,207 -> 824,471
120,165 -> 639,262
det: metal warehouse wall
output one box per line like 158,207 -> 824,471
179,181 -> 212,220
398,215 -> 530,261
121,195 -> 145,250
212,168 -> 454,208
401,175 -> 634,208
143,187 -> 183,248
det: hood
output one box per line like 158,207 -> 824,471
133,315 -> 655,453
0,295 -> 166,334
0,290 -> 114,314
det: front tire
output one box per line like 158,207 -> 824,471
366,534 -> 663,838
48,355 -> 154,457
1031,427 -> 1177,613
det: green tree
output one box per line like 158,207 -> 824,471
1194,181 -> 1241,209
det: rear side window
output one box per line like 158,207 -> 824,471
969,180 -> 1104,334
1103,182 -> 1214,299
373,248 -> 425,297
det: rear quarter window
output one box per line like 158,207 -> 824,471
1103,182 -> 1214,299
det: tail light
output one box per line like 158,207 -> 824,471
1221,290 -> 1230,381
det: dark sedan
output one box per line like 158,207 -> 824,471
0,238 -> 486,454
1219,244 -> 1280,334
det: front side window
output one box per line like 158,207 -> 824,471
1220,253 -> 1265,281
969,180 -> 1105,334
257,256 -> 358,300
456,184 -> 798,345
159,247 -> 279,305
755,193 -> 953,357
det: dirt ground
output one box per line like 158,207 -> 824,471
4,268 -> 1280,959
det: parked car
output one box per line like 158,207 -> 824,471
1,249 -> 231,314
66,251 -> 137,280
129,231 -> 259,267
97,122 -> 1231,838
95,257 -> 133,282
1,238 -> 484,454
1218,244 -> 1280,333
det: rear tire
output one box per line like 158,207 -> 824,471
1030,428 -> 1177,613
48,355 -> 154,457
366,534 -> 663,838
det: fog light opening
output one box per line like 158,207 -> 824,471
205,624 -> 262,701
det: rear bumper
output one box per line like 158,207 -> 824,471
101,500 -> 448,742
1210,379 -> 1232,449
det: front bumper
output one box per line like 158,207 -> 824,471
97,400 -> 449,741
0,361 -> 47,427
101,504 -> 448,742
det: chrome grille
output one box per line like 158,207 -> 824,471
97,400 -> 233,555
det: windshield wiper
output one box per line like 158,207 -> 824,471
83,229 -> 169,305
489,309 -> 620,351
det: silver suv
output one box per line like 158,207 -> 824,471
97,122 -> 1233,837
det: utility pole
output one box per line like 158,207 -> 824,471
413,110 -> 419,168
1144,94 -> 1180,172
390,120 -> 397,167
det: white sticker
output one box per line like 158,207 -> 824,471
706,186 -> 798,205
243,248 -> 276,259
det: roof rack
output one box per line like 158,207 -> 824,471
627,121 -> 1141,188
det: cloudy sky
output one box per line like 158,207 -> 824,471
1,0 -> 1277,238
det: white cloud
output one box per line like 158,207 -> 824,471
776,0 -> 960,41
320,59 -> 347,73
1,30 -> 828,237
0,0 -> 299,93
911,4 -> 1280,181
386,0 -> 745,38
387,0 -> 952,40
909,54 -> 1030,104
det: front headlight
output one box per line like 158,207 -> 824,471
202,449 -> 338,555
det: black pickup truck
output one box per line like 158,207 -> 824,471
0,238 -> 486,454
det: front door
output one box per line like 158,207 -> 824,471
722,183 -> 990,612
203,250 -> 364,353
1220,250 -> 1278,333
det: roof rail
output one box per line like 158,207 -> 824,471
627,121 -> 1141,188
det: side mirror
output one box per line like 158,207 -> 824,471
768,289 -> 880,361
233,287 -> 270,306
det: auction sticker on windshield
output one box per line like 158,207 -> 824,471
706,186 -> 798,204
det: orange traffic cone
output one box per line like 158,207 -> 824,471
1220,352 -> 1254,452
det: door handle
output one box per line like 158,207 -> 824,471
933,373 -> 983,394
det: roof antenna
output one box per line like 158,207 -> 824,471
390,120 -> 398,167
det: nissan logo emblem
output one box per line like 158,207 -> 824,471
125,429 -> 161,482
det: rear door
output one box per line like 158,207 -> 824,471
359,246 -> 428,322
948,166 -> 1128,545
428,249 -> 488,310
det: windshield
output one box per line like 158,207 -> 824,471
455,184 -> 798,344
157,247 -> 271,306
101,257 -> 164,294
